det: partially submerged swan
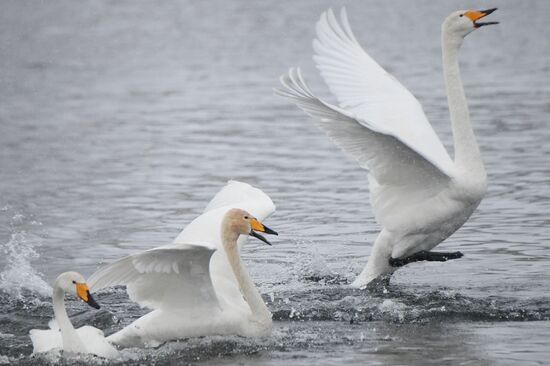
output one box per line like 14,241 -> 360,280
88,181 -> 277,347
29,271 -> 118,358
277,8 -> 498,287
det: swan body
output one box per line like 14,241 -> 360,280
29,272 -> 118,359
277,8 -> 498,287
88,181 -> 278,347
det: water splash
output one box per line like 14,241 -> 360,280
288,239 -> 349,286
0,231 -> 51,298
267,284 -> 550,323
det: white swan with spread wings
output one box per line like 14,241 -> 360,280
88,181 -> 278,347
277,8 -> 498,287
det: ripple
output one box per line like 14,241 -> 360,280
1,0 -> 550,364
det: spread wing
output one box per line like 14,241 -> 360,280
313,8 -> 455,175
88,243 -> 219,311
89,181 -> 276,310
174,180 -> 276,248
275,8 -> 457,229
276,68 -> 453,229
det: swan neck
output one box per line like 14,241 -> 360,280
52,286 -> 84,352
442,31 -> 484,173
222,230 -> 271,321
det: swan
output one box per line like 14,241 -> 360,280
87,181 -> 278,347
276,8 -> 498,287
29,271 -> 119,358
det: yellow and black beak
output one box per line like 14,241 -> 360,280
249,218 -> 278,246
465,8 -> 499,28
76,282 -> 100,309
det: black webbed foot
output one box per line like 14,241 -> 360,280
389,250 -> 463,268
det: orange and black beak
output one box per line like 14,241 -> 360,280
249,218 -> 278,246
76,282 -> 100,309
465,8 -> 499,28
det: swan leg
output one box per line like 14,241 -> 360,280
351,230 -> 395,288
389,251 -> 463,267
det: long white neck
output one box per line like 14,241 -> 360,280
442,31 -> 485,174
222,230 -> 271,322
52,285 -> 85,352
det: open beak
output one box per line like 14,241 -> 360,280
76,282 -> 100,309
249,218 -> 278,246
465,8 -> 499,28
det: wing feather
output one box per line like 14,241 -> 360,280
89,181 -> 276,311
88,244 -> 218,310
173,181 -> 276,309
313,8 -> 455,174
203,180 -> 275,214
275,68 -> 452,227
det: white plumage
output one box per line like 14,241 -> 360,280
29,272 -> 119,359
88,181 -> 277,347
277,8 -> 494,287
30,320 -> 118,359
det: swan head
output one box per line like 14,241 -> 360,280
443,8 -> 498,39
223,208 -> 278,246
55,271 -> 100,309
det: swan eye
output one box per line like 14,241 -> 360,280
244,216 -> 249,220
459,14 -> 463,17
72,280 -> 76,284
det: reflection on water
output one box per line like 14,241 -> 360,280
1,0 -> 549,364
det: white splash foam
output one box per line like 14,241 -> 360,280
306,245 -> 335,278
0,231 -> 51,298
0,355 -> 10,365
293,239 -> 336,279
378,299 -> 406,322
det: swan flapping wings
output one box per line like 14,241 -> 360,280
276,8 -> 456,230
88,181 -> 276,311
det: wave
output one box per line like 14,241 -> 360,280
267,280 -> 550,323
1,276 -> 549,365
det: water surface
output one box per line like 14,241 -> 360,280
1,0 -> 549,364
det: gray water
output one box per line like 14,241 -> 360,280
1,0 -> 549,364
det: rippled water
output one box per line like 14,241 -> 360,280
1,0 -> 549,364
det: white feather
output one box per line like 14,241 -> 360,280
276,8 -> 489,287
87,180 -> 276,346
